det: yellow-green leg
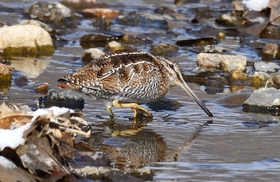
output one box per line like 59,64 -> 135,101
106,106 -> 115,119
112,100 -> 153,118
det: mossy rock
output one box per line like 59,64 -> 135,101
3,45 -> 54,57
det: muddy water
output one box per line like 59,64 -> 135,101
1,0 -> 280,181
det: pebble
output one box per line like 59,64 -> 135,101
82,48 -> 105,63
261,43 -> 279,58
82,8 -> 120,18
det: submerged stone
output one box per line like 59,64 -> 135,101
150,42 -> 178,56
116,12 -> 170,29
80,31 -> 124,48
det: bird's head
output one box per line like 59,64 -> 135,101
158,56 -> 213,117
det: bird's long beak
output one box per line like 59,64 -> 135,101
177,79 -> 213,117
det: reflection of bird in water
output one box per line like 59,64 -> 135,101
101,130 -> 166,171
58,49 -> 213,118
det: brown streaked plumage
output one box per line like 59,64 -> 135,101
58,49 -> 213,118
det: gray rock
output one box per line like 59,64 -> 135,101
243,87 -> 280,107
254,61 -> 280,73
195,53 -> 247,73
24,2 -> 74,24
117,12 -> 171,29
203,45 -> 226,53
42,89 -> 84,110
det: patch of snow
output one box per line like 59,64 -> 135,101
0,156 -> 17,169
242,0 -> 270,11
33,106 -> 73,118
0,120 -> 34,151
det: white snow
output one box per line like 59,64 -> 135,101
0,156 -> 17,169
0,119 -> 34,150
33,106 -> 73,117
0,107 -> 73,151
242,0 -> 270,11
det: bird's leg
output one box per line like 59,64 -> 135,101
112,100 -> 153,118
106,106 -> 115,120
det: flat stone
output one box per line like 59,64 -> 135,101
243,87 -> 280,107
196,53 -> 247,73
254,61 -> 280,72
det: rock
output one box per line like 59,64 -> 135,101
61,0 -> 99,10
0,63 -> 12,95
147,97 -> 181,111
116,12 -> 170,29
249,71 -> 270,88
150,42 -> 178,56
254,61 -> 280,72
176,38 -> 217,47
195,53 -> 247,73
105,172 -> 146,182
229,70 -> 247,81
82,48 -> 105,63
203,45 -> 226,53
80,31 -> 124,49
154,6 -> 175,14
82,8 -> 120,19
121,34 -> 151,45
243,87 -> 280,115
0,25 -> 54,56
261,43 -> 279,58
41,89 -> 84,110
0,63 -> 12,82
14,76 -> 29,87
216,14 -> 241,27
35,83 -> 49,95
205,77 -> 227,94
19,19 -> 54,36
24,2 -> 76,25
104,41 -> 124,52
260,25 -> 280,39
265,73 -> 280,89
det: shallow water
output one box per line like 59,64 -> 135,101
1,0 -> 280,181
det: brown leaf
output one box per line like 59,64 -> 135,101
0,157 -> 40,182
0,103 -> 33,129
16,134 -> 70,176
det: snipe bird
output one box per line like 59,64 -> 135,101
58,49 -> 213,118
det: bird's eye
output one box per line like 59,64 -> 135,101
169,64 -> 174,69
